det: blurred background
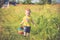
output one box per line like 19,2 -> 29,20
0,0 -> 60,40
0,0 -> 60,8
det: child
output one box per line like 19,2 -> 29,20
20,8 -> 35,37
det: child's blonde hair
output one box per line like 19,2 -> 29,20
25,8 -> 31,12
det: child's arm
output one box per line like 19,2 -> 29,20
31,20 -> 36,27
20,21 -> 24,25
31,20 -> 35,25
20,17 -> 24,25
31,20 -> 38,29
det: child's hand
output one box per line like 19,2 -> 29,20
34,24 -> 37,27
20,21 -> 24,25
20,26 -> 24,29
20,23 -> 22,25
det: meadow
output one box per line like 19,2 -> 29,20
0,4 -> 60,40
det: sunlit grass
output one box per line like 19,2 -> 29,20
0,4 -> 60,40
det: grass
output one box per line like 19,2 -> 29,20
0,4 -> 60,40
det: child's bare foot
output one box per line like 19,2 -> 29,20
24,36 -> 26,37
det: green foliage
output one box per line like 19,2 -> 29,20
0,5 -> 60,40
21,0 -> 31,4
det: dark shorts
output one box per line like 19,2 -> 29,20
24,26 -> 31,33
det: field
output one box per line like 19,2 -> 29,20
0,4 -> 60,40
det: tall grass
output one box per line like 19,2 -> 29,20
0,4 -> 60,40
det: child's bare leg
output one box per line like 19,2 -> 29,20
27,33 -> 30,37
24,32 -> 26,36
26,33 -> 30,40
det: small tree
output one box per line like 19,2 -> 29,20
39,0 -> 47,4
52,0 -> 56,4
24,0 -> 31,4
39,0 -> 51,4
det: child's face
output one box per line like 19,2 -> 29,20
25,10 -> 31,16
